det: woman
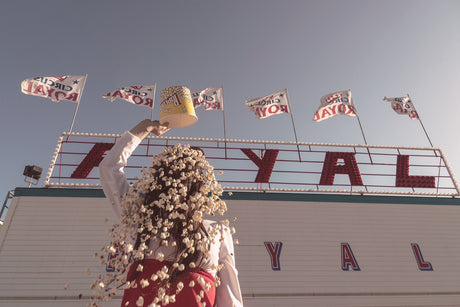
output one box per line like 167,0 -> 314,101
96,119 -> 243,307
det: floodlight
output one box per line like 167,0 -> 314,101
23,165 -> 42,187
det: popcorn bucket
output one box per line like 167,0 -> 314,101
159,86 -> 197,128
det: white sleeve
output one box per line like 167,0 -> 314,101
99,131 -> 142,220
215,228 -> 243,307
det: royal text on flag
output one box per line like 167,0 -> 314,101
191,87 -> 224,111
246,89 -> 290,119
313,90 -> 356,122
103,85 -> 156,108
21,75 -> 87,103
383,96 -> 419,120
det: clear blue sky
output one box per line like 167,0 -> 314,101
1,0 -> 459,211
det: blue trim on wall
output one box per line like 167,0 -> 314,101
222,191 -> 460,205
13,187 -> 460,206
14,187 -> 106,198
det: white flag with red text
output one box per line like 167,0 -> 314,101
246,89 -> 290,119
103,85 -> 156,109
21,75 -> 86,103
191,87 -> 224,110
313,90 -> 356,122
383,96 -> 419,120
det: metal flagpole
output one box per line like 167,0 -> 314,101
150,83 -> 157,121
221,85 -> 228,159
285,89 -> 301,162
350,90 -> 373,164
147,83 -> 157,157
68,74 -> 88,135
407,93 -> 434,148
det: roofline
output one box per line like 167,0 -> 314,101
12,187 -> 460,206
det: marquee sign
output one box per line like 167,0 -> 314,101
45,132 -> 460,197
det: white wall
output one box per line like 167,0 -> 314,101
1,190 -> 459,306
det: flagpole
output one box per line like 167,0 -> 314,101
350,91 -> 373,164
221,85 -> 228,159
285,89 -> 301,162
150,83 -> 157,121
67,75 -> 87,135
407,93 -> 434,148
147,83 -> 157,157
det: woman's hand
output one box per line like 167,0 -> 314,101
148,120 -> 170,136
130,119 -> 170,139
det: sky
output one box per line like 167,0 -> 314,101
1,0 -> 459,216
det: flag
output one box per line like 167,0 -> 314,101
313,90 -> 356,122
191,87 -> 224,110
245,89 -> 290,119
21,75 -> 86,103
103,85 -> 156,108
383,96 -> 419,120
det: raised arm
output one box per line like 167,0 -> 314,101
130,119 -> 170,139
99,120 -> 169,219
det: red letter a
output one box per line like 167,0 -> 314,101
341,243 -> 360,271
319,152 -> 363,185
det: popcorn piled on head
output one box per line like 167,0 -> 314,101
89,144 -> 232,306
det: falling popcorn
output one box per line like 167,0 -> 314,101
156,252 -> 165,261
197,276 -> 206,287
90,143 -> 238,306
136,296 -> 144,306
140,279 -> 150,288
